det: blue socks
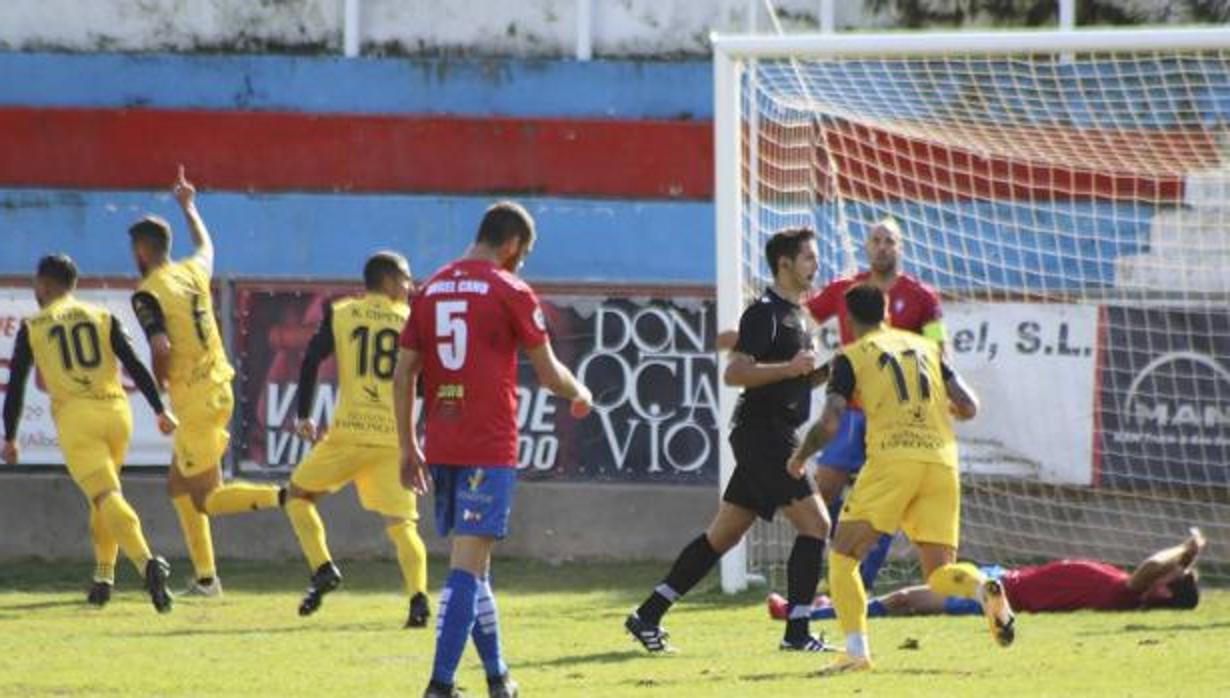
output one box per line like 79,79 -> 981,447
472,577 -> 508,679
860,533 -> 893,591
431,569 -> 479,686
943,596 -> 983,616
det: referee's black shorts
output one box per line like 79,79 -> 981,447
723,422 -> 815,521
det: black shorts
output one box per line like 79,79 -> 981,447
723,424 -> 814,522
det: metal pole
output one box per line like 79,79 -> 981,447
1058,0 -> 1076,31
820,0 -> 835,33
343,0 -> 360,57
747,0 -> 758,33
576,0 -> 593,61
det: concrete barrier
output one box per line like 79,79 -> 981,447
0,472 -> 716,565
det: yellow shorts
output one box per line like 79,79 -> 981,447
55,402 -> 131,501
841,459 -> 960,548
170,381 -> 233,478
290,436 -> 414,519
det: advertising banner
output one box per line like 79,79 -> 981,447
1096,306 -> 1230,487
944,302 -> 1099,484
0,286 -> 172,466
815,302 -> 1100,485
233,285 -> 719,484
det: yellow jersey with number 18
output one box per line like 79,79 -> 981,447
136,258 -> 234,392
844,326 -> 958,469
24,296 -> 127,415
328,294 -> 409,447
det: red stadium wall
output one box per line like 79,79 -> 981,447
0,107 -> 712,199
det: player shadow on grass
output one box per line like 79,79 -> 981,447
0,599 -> 86,612
1077,620 -> 1230,636
517,649 -> 645,669
113,621 -> 388,638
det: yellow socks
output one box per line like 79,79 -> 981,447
97,492 -> 152,572
829,551 -> 869,636
89,504 -> 118,583
172,495 -> 216,580
203,482 -> 280,515
286,497 -> 331,570
386,519 -> 428,596
927,562 -> 986,599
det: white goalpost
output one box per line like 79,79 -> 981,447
714,27 -> 1230,593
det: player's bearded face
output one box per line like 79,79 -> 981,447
868,228 -> 900,274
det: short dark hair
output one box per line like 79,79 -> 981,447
364,251 -> 411,290
128,216 -> 172,253
475,201 -> 535,248
37,254 -> 78,289
844,284 -> 886,326
1161,570 -> 1200,610
765,227 -> 816,275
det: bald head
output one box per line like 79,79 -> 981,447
866,216 -> 903,276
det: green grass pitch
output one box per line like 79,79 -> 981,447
1,558 -> 1226,697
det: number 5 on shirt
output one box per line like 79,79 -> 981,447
436,300 -> 468,370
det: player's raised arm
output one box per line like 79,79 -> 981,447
294,304 -> 336,444
172,165 -> 214,274
942,359 -> 979,420
1126,527 -> 1207,594
525,343 -> 593,418
108,316 -> 177,435
1,324 -> 34,465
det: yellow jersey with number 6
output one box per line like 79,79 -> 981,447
136,258 -> 233,392
328,294 -> 409,446
24,296 -> 126,415
844,326 -> 957,469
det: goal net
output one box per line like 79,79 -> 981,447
714,28 -> 1230,593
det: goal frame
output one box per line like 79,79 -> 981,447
712,26 -> 1230,593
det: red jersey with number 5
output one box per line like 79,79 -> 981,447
400,259 -> 548,467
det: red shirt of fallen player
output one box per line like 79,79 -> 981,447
806,218 -> 944,344
1001,559 -> 1196,612
400,259 -> 547,467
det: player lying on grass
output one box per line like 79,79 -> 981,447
767,527 -> 1206,620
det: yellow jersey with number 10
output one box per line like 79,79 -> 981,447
25,296 -> 126,415
844,326 -> 958,469
136,258 -> 234,390
328,294 -> 409,447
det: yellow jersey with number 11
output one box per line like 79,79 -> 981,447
844,326 -> 958,469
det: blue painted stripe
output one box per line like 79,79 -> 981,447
0,190 -> 715,284
0,52 -> 712,119
1,189 -> 1155,289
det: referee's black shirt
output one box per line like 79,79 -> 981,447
730,287 -> 812,430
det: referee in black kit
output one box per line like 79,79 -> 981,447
624,228 -> 833,653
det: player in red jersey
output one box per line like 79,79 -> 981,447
767,528 -> 1206,619
393,201 -> 592,698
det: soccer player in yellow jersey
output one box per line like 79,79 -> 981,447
2,255 -> 175,613
128,167 -> 282,596
788,284 -> 1015,674
286,251 -> 430,626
